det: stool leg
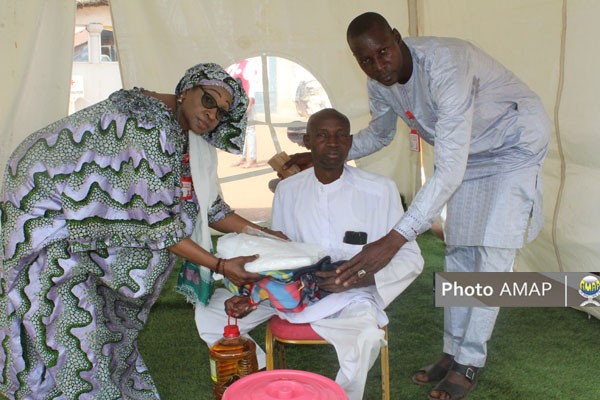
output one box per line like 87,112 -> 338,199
277,341 -> 287,369
265,324 -> 274,370
381,326 -> 390,400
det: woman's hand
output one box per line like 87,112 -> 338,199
261,227 -> 289,241
210,214 -> 288,242
221,255 -> 262,287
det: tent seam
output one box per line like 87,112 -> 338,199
551,0 -> 567,272
407,0 -> 419,37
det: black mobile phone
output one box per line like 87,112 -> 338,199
343,231 -> 367,245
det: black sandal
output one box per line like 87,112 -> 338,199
428,363 -> 478,400
412,353 -> 454,386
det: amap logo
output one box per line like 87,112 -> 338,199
579,275 -> 600,306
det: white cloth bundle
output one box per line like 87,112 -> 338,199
216,232 -> 326,273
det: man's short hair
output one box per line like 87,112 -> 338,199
347,12 -> 392,40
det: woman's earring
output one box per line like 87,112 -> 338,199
177,96 -> 183,104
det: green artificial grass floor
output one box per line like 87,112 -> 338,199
139,231 -> 600,399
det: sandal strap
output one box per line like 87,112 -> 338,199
412,353 -> 455,386
451,363 -> 478,382
431,379 -> 472,400
417,362 -> 450,380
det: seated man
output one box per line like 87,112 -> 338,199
196,108 -> 424,400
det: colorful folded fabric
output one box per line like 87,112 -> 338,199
226,256 -> 346,312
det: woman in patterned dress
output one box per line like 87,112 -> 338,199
0,63 -> 272,399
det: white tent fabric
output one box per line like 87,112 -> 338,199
0,0 -> 597,318
0,0 -> 76,181
108,0 -> 418,202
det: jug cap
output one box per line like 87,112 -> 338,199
223,315 -> 240,338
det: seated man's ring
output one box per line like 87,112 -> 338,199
357,269 -> 367,279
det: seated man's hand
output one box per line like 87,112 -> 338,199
225,295 -> 257,319
315,269 -> 374,292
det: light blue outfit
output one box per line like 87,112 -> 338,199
349,37 -> 550,366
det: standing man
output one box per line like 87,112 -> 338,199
331,11 -> 549,400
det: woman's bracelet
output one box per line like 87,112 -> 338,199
216,258 -> 225,275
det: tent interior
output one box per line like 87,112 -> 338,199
1,0 -> 598,322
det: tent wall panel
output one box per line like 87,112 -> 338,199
0,0 -> 76,180
555,3 -> 600,314
109,0 -> 418,200
556,166 -> 600,268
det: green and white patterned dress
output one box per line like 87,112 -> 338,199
0,88 -> 197,399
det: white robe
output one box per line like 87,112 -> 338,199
196,165 -> 424,400
272,165 -> 424,399
270,165 -> 423,323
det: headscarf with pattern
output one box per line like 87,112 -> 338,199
175,63 -> 249,154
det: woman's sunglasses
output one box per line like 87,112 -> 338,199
198,86 -> 232,123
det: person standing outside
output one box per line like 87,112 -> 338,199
228,58 -> 260,168
283,12 -> 550,400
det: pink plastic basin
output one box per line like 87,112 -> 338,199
222,369 -> 348,400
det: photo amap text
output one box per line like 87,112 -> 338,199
442,281 -> 553,297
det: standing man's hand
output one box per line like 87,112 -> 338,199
316,268 -> 374,292
283,152 -> 313,172
335,230 -> 407,287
